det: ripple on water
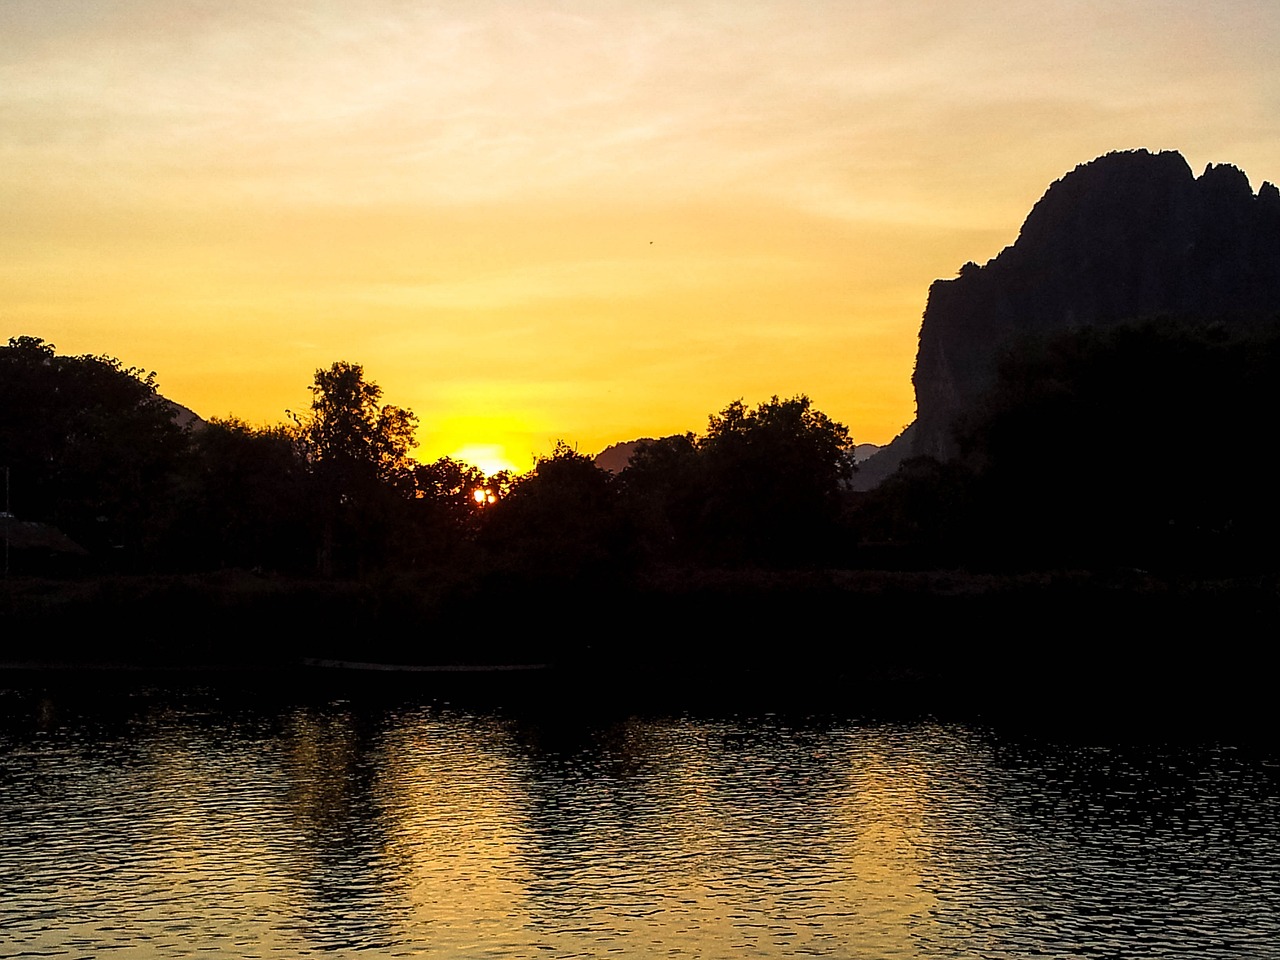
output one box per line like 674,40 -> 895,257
1,691 -> 1278,959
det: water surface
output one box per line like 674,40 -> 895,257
1,682 -> 1276,958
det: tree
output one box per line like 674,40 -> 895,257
296,362 -> 417,489
163,417 -> 313,572
695,395 -> 854,563
403,456 -> 495,562
293,362 -> 419,575
700,394 -> 853,489
618,395 -> 854,564
618,433 -> 701,555
484,440 -> 630,578
0,336 -> 188,563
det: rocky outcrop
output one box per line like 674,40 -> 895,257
909,149 -> 1280,460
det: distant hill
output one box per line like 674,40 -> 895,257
594,439 -> 651,474
863,149 -> 1280,480
162,398 -> 204,431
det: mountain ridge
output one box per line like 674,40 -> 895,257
874,149 -> 1280,474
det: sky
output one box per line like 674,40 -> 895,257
3,0 -> 1279,473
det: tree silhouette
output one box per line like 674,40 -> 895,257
621,395 -> 854,565
484,440 -> 630,579
697,395 -> 853,563
619,433 -> 701,556
163,417 -> 313,571
294,362 -> 418,575
0,336 -> 188,563
296,362 -> 417,489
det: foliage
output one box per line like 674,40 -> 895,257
0,336 -> 188,561
843,456 -> 976,569
295,361 -> 417,488
402,456 -> 496,563
618,433 -> 702,554
622,395 -> 854,564
1,335 -> 866,577
698,395 -> 854,563
291,362 -> 420,575
952,320 -> 1280,570
413,456 -> 492,517
700,395 -> 853,499
484,441 -> 630,579
161,418 -> 314,571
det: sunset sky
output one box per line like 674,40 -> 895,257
3,0 -> 1278,472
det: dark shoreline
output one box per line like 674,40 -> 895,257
4,566 -> 1273,734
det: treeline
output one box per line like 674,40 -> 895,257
0,336 -> 854,578
5,321 -> 1279,583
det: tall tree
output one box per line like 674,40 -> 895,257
294,362 -> 418,575
297,361 -> 417,489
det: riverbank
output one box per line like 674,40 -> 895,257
4,566 -> 1273,730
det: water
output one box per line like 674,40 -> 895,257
1,680 -> 1278,958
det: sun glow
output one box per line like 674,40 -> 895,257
450,444 -> 520,477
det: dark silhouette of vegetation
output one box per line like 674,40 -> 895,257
484,441 -> 632,580
622,395 -> 854,564
164,418 -> 314,572
295,361 -> 418,489
0,336 -> 188,565
854,320 -> 1280,573
955,320 -> 1280,571
5,306 -> 1279,685
293,362 -> 418,576
408,456 -> 495,550
6,320 -> 1279,587
698,395 -> 854,563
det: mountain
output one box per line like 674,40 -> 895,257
594,439 -> 651,474
880,149 -> 1280,469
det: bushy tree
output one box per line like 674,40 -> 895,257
293,362 -> 419,575
163,418 -> 314,571
698,395 -> 853,563
619,433 -> 701,554
295,361 -> 417,490
622,395 -> 854,565
0,336 -> 189,562
484,441 -> 630,578
413,457 -> 492,520
400,456 -> 497,564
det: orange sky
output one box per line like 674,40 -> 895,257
4,0 -> 1278,473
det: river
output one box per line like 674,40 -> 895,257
1,678 -> 1277,958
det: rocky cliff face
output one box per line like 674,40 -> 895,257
910,149 -> 1280,459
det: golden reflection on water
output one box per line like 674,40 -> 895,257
342,713 -> 947,958
25,703 -> 952,957
374,713 -> 537,954
5,693 -> 1279,960
838,739 -> 941,959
